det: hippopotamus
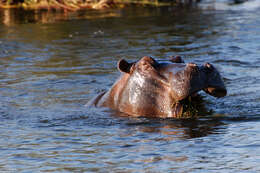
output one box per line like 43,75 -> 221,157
86,56 -> 227,118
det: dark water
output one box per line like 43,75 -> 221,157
1,0 -> 260,172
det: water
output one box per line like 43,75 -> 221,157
0,0 -> 260,172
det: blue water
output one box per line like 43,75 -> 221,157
0,0 -> 260,172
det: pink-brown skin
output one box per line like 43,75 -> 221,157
86,56 -> 227,118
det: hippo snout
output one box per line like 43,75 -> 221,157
202,63 -> 227,98
170,62 -> 227,101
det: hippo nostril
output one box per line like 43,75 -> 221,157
204,62 -> 214,72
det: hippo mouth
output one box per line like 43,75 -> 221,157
171,93 -> 208,118
171,86 -> 227,118
204,87 -> 227,98
171,93 -> 202,118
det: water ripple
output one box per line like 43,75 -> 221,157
0,4 -> 260,172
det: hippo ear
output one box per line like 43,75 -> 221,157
117,59 -> 133,73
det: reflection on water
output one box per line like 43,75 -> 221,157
124,117 -> 226,139
1,1 -> 260,172
0,8 -> 122,26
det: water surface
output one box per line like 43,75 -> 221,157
0,1 -> 260,172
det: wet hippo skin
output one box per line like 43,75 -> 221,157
86,56 -> 227,118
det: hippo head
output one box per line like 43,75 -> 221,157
116,56 -> 226,118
